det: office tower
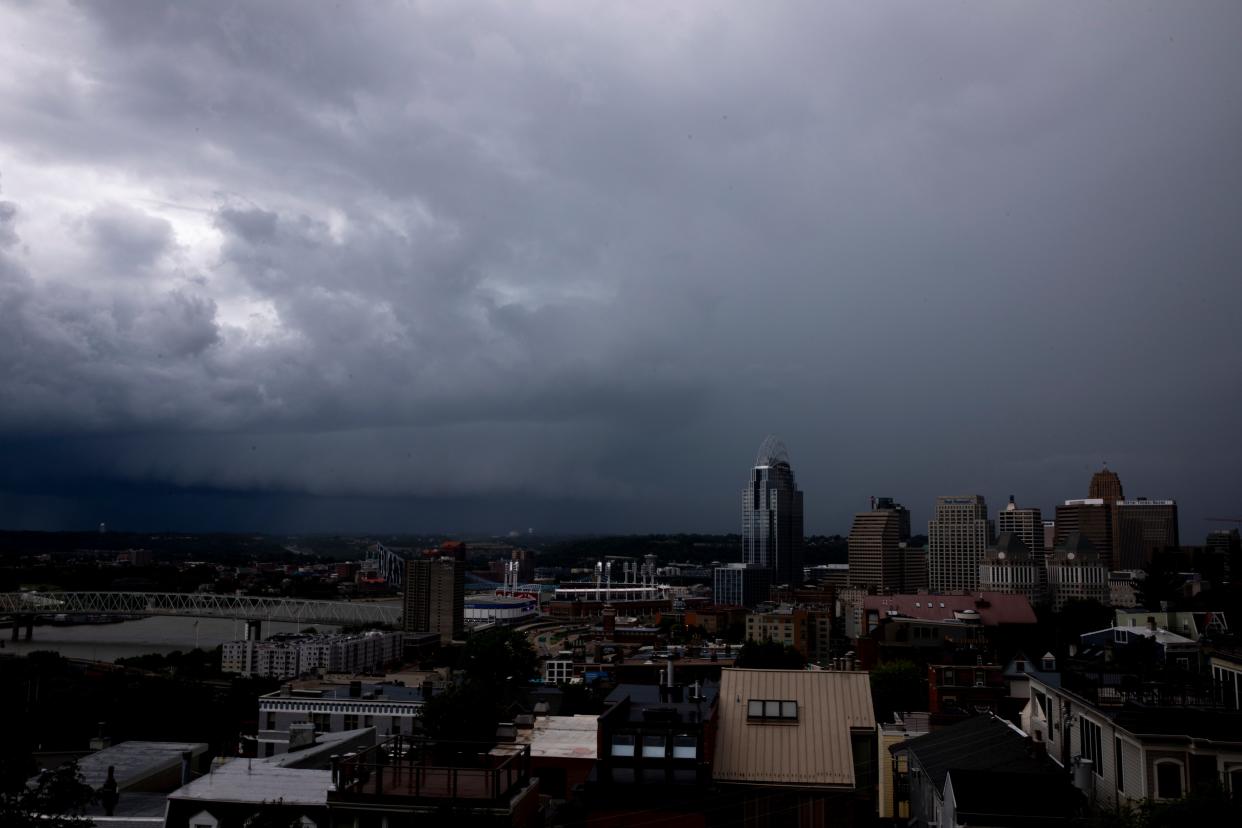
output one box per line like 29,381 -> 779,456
403,556 -> 464,644
1043,521 -> 1057,552
1055,500 -> 1115,570
713,563 -> 772,608
1088,466 -> 1124,502
928,495 -> 993,593
979,533 -> 1044,606
873,497 -> 911,541
742,436 -> 804,587
1046,532 -> 1108,611
899,544 -> 929,592
848,497 -> 912,592
998,496 -> 1044,560
1114,498 -> 1179,570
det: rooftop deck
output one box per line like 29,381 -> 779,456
331,737 -> 531,803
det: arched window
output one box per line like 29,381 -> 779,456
1155,760 -> 1183,800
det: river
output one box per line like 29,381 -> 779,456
2,615 -> 339,662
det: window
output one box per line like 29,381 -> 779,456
611,734 -> 635,757
1115,738 -> 1124,792
266,712 -> 276,730
672,735 -> 697,759
1114,629 -> 1129,644
1156,761 -> 1182,800
343,714 -> 358,730
642,735 -> 666,758
747,699 -> 798,721
364,715 -> 373,728
1080,717 -> 1103,778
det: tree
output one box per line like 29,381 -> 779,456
735,640 -> 805,669
0,762 -> 95,828
459,627 -> 538,691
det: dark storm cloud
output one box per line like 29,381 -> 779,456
0,1 -> 1240,534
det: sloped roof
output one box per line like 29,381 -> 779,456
713,669 -> 874,788
896,715 -> 1054,793
990,533 -> 1031,559
948,769 -> 1083,823
864,593 -> 1037,625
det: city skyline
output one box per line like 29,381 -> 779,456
1,2 -> 1240,536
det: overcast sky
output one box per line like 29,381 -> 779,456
1,1 -> 1240,537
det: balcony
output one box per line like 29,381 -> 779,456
330,736 -> 532,804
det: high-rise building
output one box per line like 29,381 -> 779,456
1114,498 -> 1179,570
1055,500 -> 1115,570
742,436 -> 804,587
979,533 -> 1044,606
1046,532 -> 1108,611
403,556 -> 464,644
927,495 -> 993,593
848,497 -> 915,592
713,563 -> 772,608
998,495 -> 1045,593
1088,466 -> 1124,502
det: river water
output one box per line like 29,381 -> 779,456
2,616 -> 339,662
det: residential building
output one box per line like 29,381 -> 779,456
862,592 -> 1038,632
1114,498 -> 1179,570
997,495 -> 1045,577
222,630 -> 403,679
744,604 -> 831,663
404,555 -> 464,643
712,668 -> 878,826
978,533 -> 1044,606
928,495 -> 993,593
327,736 -> 541,827
712,563 -> 771,608
1024,670 -> 1242,810
1056,499 -> 1115,570
1079,624 -> 1199,671
1109,570 -> 1144,608
1210,647 -> 1242,711
166,729 -> 373,828
741,435 -> 804,587
878,713 -> 931,822
892,714 -> 1080,828
1114,607 -> 1231,640
257,681 -> 433,756
848,498 -> 920,592
927,662 -> 1007,717
491,714 -> 598,800
582,681 -> 719,826
1046,532 -> 1109,611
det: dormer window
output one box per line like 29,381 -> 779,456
747,699 -> 798,721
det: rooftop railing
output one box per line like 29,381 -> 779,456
330,736 -> 531,803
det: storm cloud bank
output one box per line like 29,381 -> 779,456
1,2 -> 1240,534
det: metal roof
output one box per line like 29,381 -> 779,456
713,669 -> 874,788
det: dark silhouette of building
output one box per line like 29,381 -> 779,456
849,497 -> 918,592
404,556 -> 464,643
1114,498 -> 1179,569
1055,499 -> 1114,570
742,436 -> 804,587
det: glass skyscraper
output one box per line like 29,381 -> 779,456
742,436 -> 805,587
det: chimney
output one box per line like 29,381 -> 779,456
666,658 -> 675,688
1147,617 -> 1157,632
349,680 -> 362,698
421,679 -> 434,699
180,751 -> 193,786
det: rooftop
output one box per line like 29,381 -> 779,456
71,740 -> 208,790
895,714 -> 1055,793
713,669 -> 875,788
948,769 -> 1083,824
493,715 -> 598,761
864,593 -> 1037,625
